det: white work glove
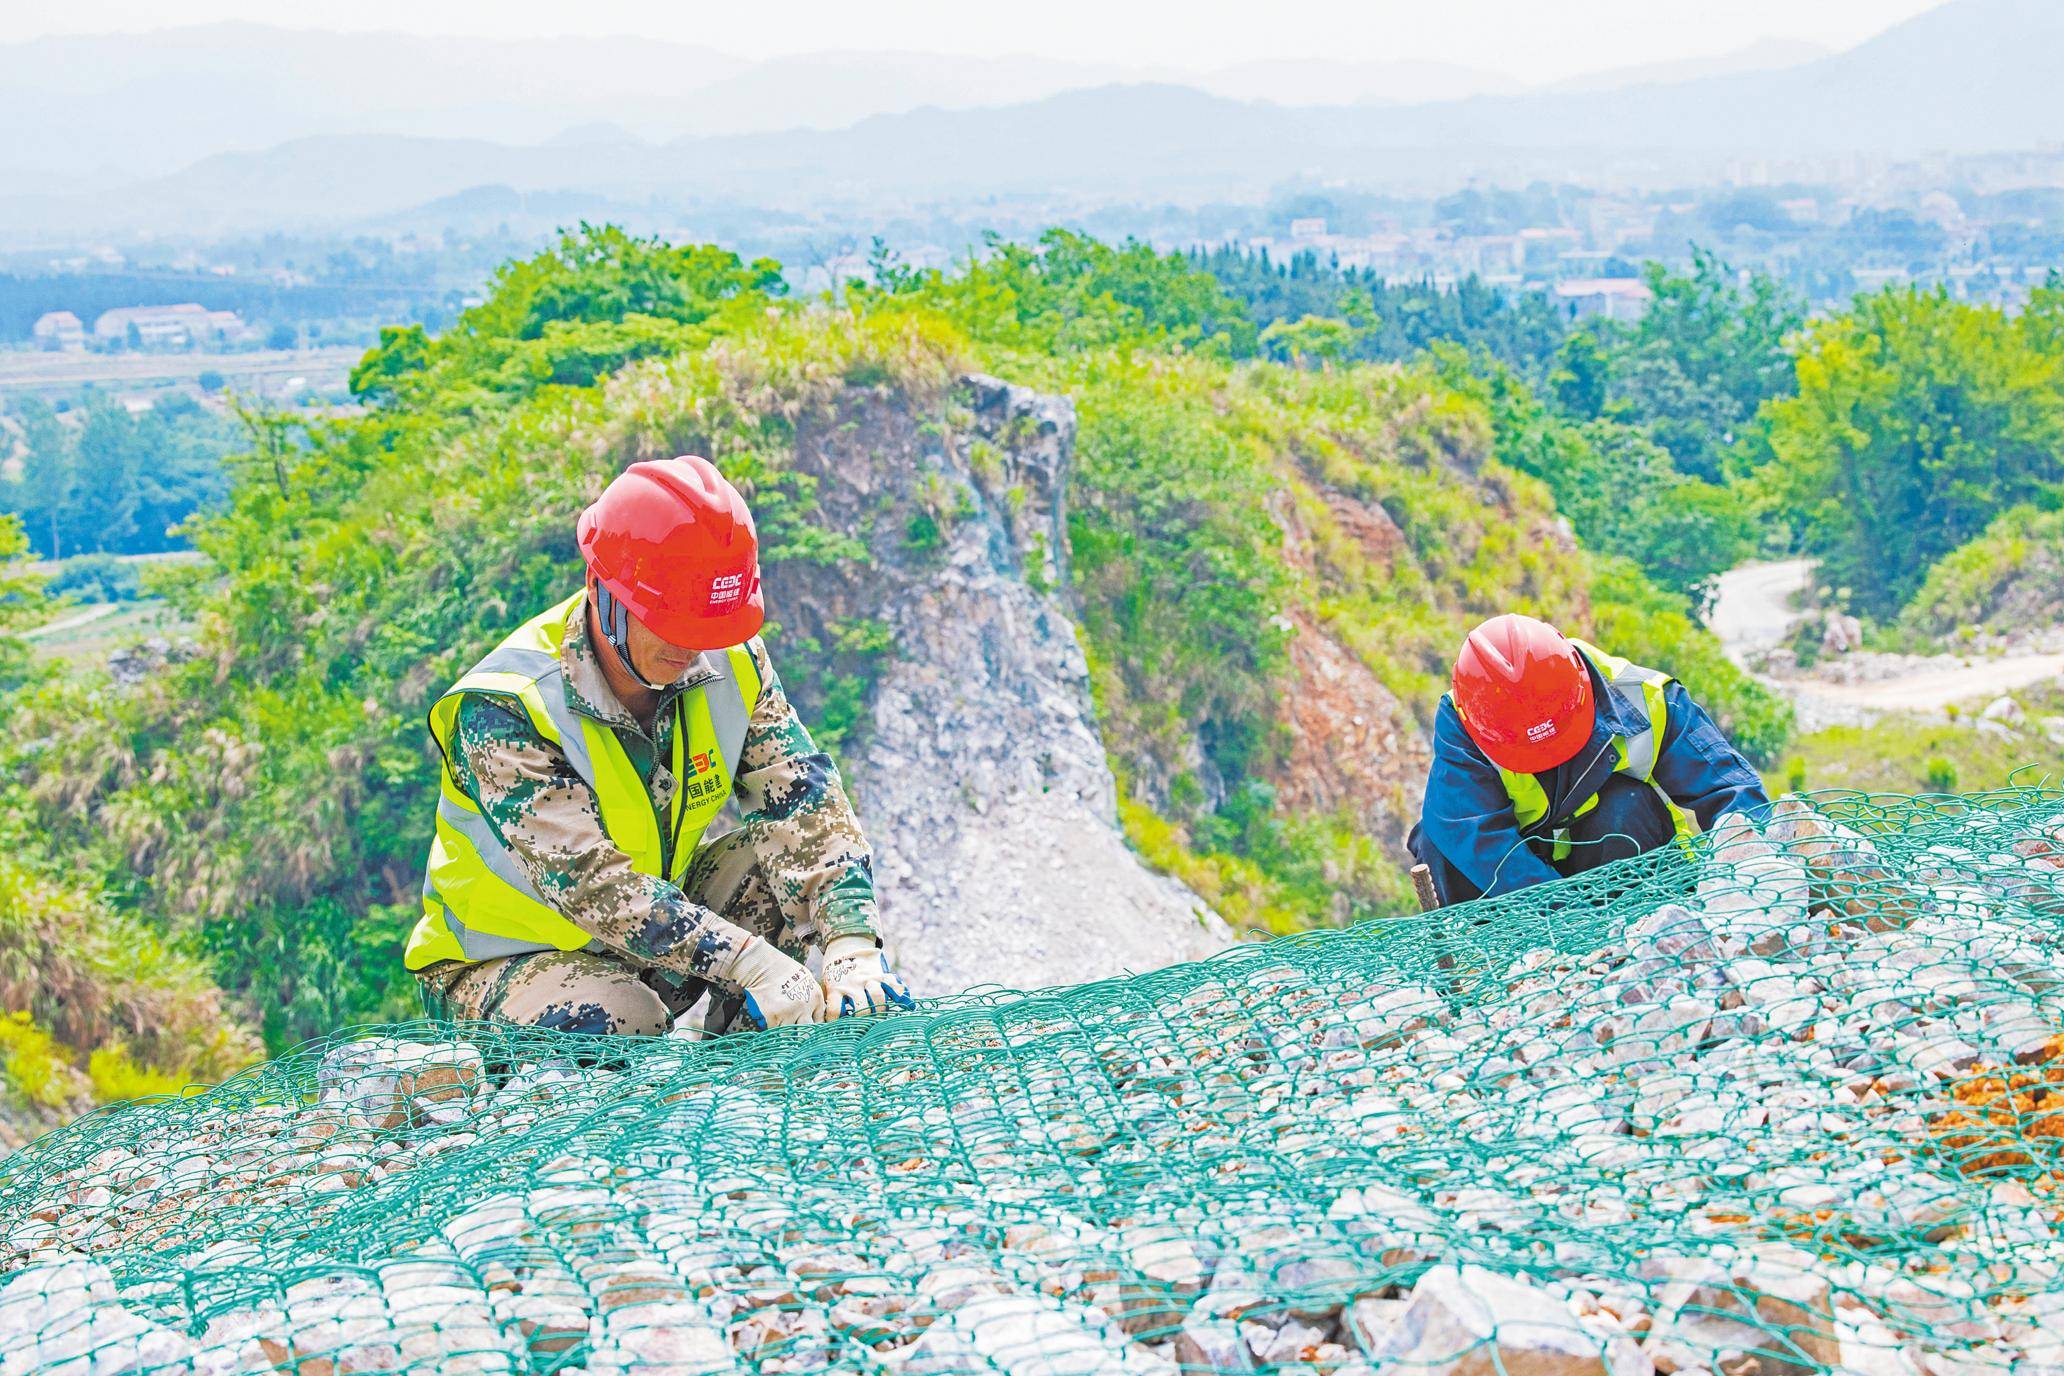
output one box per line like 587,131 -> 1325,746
821,935 -> 915,1019
721,936 -> 824,1030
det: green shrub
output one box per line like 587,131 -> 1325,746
45,553 -> 145,604
1900,504 -> 2064,641
1758,286 -> 2064,618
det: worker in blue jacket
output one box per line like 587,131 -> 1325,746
1408,614 -> 1770,905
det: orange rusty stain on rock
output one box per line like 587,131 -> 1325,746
1927,1037 -> 2064,1184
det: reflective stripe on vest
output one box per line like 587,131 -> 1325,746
403,591 -> 763,970
1496,639 -> 1694,862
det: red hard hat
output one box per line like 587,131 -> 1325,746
576,456 -> 764,651
1452,614 -> 1595,775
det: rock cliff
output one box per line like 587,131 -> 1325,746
760,372 -> 1230,995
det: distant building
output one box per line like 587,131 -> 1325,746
1851,267 -> 1912,291
91,303 -> 249,350
1554,278 -> 1654,323
1288,217 -> 1328,241
30,310 -> 86,351
1456,235 -> 1523,274
1517,226 -> 1582,269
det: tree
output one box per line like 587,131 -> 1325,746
9,397 -> 73,558
1609,250 -> 1803,482
197,369 -> 227,393
340,226 -> 791,411
266,322 -> 298,350
1437,350 -> 1749,608
472,223 -> 786,341
0,515 -> 52,689
68,399 -> 146,552
1259,314 -> 1357,369
1758,287 -> 2064,617
1548,329 -> 1611,420
3,395 -> 234,557
347,325 -> 430,401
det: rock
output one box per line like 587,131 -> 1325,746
106,635 -> 196,688
581,1301 -> 735,1375
1344,1297 -> 1409,1354
1121,1225 -> 1210,1292
1650,1247 -> 1839,1376
905,1293 -> 1173,1375
316,1039 -> 410,1132
1833,1308 -> 1922,1376
1250,1319 -> 1329,1364
1365,1265 -> 1646,1376
1173,1316 -> 1257,1373
800,372 -> 1231,995
1821,615 -> 1864,656
1980,696 -> 2025,727
1345,985 -> 1445,1048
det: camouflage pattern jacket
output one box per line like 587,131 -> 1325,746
432,600 -> 880,987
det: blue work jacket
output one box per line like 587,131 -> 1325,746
1415,657 -> 1769,898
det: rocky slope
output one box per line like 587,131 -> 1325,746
5,790 -> 2062,1375
753,370 -> 1230,993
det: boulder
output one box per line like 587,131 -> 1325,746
904,1293 -> 1174,1375
1172,1316 -> 1257,1373
1363,1265 -> 1647,1376
1649,1247 -> 1839,1376
1980,696 -> 2025,727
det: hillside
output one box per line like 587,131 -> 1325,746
0,228 -> 1791,1135
3,788 -> 2061,1374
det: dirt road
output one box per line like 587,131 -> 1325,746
1709,559 -> 1812,666
1709,560 -> 2062,724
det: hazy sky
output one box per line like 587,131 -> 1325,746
6,0 -> 1950,78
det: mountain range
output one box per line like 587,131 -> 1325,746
1,0 -> 2053,243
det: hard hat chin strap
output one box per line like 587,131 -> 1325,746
591,580 -> 674,693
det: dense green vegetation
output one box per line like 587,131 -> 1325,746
1759,286 -> 2064,619
1899,505 -> 2064,641
4,393 -> 239,559
2,222 -> 2055,1122
1190,248 -> 1566,377
1204,249 -> 2064,644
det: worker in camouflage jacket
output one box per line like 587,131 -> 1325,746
405,455 -> 912,1037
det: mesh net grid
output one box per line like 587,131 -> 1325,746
3,789 -> 2063,1375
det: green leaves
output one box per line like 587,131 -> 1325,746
1759,286 -> 2064,618
346,226 -> 786,413
862,229 -> 1257,355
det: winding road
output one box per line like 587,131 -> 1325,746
1708,560 -> 2064,724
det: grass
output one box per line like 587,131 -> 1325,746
1771,684 -> 2064,796
28,599 -> 193,671
0,1011 -> 87,1111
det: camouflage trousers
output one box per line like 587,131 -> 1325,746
417,829 -> 807,1038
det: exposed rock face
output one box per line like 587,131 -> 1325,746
1276,610 -> 1422,848
1263,485 -> 1431,869
763,373 -> 1229,996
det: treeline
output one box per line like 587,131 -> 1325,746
0,272 -> 455,342
4,395 -> 237,559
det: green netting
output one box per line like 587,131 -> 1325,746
4,789 -> 2064,1376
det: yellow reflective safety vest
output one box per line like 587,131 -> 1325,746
404,591 -> 762,971
1495,638 -> 1695,861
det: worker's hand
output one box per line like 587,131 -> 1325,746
722,936 -> 824,1030
821,934 -> 915,1019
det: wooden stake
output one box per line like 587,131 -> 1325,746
1411,863 -> 1441,913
